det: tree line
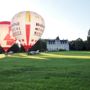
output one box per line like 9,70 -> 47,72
69,37 -> 90,50
0,37 -> 90,53
0,39 -> 47,53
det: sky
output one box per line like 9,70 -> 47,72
0,0 -> 90,41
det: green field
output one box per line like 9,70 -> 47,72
0,51 -> 90,90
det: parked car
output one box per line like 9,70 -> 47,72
8,51 -> 14,54
28,50 -> 40,55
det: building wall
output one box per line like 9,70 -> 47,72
47,40 -> 69,51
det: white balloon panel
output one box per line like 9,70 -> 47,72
11,11 -> 45,50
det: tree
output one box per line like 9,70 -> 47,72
74,38 -> 84,50
8,44 -> 20,53
69,38 -> 85,50
0,46 -> 4,53
86,36 -> 90,50
69,41 -> 75,50
29,39 -> 47,52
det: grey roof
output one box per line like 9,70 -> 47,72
47,39 -> 68,43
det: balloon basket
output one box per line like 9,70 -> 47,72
3,47 -> 9,54
24,45 -> 32,52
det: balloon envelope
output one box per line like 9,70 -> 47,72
11,11 -> 45,51
0,21 -> 16,52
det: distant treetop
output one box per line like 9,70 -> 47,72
56,36 -> 60,40
88,29 -> 90,36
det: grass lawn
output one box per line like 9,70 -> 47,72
0,51 -> 90,90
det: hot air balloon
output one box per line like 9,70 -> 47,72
11,11 -> 45,51
0,21 -> 16,52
